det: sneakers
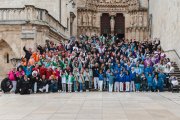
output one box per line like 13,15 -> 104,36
39,88 -> 43,92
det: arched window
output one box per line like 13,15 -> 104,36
7,53 -> 9,63
4,53 -> 9,63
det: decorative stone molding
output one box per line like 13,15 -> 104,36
77,0 -> 148,40
0,5 -> 68,40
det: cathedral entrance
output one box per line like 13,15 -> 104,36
115,13 -> 125,39
101,13 -> 110,36
101,13 -> 125,38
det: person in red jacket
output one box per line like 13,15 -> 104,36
46,68 -> 53,80
39,64 -> 47,78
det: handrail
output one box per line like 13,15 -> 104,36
164,49 -> 180,60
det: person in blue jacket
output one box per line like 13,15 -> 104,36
146,73 -> 153,91
119,71 -> 125,92
157,71 -> 166,92
125,71 -> 131,92
152,74 -> 158,92
98,70 -> 104,91
144,64 -> 153,77
114,70 -> 120,92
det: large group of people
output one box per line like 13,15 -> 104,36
1,34 -> 176,94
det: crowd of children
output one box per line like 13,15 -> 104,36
2,34 -> 175,94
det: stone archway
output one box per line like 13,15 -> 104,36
0,39 -> 15,76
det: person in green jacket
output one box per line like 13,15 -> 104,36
67,72 -> 74,93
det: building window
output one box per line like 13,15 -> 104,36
4,53 -> 9,63
67,18 -> 69,30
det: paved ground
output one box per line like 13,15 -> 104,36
0,92 -> 180,120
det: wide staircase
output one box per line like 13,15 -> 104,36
170,62 -> 180,85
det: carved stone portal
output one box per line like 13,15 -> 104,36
77,0 -> 148,41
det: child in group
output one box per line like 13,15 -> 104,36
108,71 -> 114,92
79,71 -> 84,92
130,67 -> 136,92
152,74 -> 158,92
61,71 -> 67,92
88,66 -> 93,89
114,70 -> 120,92
73,68 -> 79,92
141,73 -> 147,92
49,75 -> 58,92
98,70 -> 104,91
125,71 -> 131,92
134,73 -> 141,92
157,71 -> 166,92
67,72 -> 74,93
119,71 -> 125,92
146,73 -> 153,91
84,69 -> 90,92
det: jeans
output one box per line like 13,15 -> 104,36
68,84 -> 72,92
135,83 -> 140,91
109,84 -> 113,92
94,77 -> 99,89
114,82 -> 120,92
85,81 -> 89,91
126,82 -> 130,92
62,83 -> 66,92
11,81 -> 17,92
79,83 -> 83,92
130,81 -> 135,92
120,82 -> 124,92
34,82 -> 37,93
89,76 -> 93,88
98,81 -> 103,91
73,81 -> 77,92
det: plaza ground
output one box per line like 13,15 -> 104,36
0,92 -> 180,120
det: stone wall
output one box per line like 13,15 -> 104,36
149,0 -> 180,66
0,0 -> 60,21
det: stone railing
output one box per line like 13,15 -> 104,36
0,5 -> 68,39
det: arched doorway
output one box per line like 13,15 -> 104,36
115,13 -> 125,39
0,39 -> 15,76
101,13 -> 111,37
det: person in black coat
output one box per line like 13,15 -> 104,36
19,75 -> 31,95
23,46 -> 32,64
1,76 -> 12,93
15,74 -> 24,94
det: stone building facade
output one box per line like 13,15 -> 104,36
0,0 -> 77,77
76,0 -> 149,41
0,0 -> 149,77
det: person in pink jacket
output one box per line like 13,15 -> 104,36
8,67 -> 17,93
16,67 -> 25,78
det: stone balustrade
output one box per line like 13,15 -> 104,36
0,5 -> 67,39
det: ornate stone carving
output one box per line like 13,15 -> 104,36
77,0 -> 148,40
